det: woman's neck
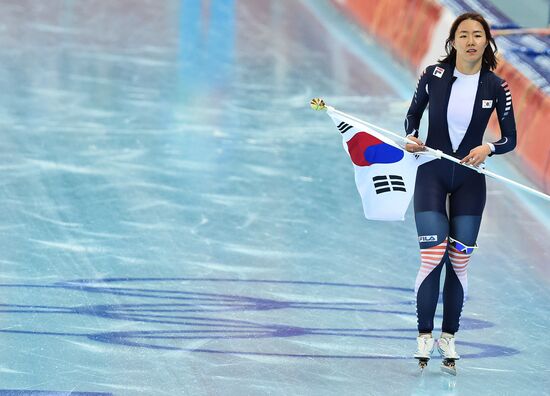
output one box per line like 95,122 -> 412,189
455,58 -> 482,75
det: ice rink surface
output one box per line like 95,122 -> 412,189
0,0 -> 549,395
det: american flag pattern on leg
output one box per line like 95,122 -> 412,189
415,238 -> 448,296
448,244 -> 472,300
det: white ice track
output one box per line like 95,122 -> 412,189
0,0 -> 549,395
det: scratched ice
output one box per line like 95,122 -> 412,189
0,1 -> 548,395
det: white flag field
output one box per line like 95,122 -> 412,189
326,107 -> 435,221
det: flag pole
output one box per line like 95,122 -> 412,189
310,98 -> 550,202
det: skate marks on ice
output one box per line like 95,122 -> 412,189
0,277 -> 518,359
412,371 -> 459,396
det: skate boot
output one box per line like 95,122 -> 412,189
414,334 -> 434,371
437,334 -> 460,376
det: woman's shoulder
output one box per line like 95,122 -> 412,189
418,63 -> 452,77
482,69 -> 508,88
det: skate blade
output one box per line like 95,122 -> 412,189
441,364 -> 457,376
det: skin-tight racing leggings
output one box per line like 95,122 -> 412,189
413,160 -> 486,335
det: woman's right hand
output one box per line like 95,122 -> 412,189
405,136 -> 426,153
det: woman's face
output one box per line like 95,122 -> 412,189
453,19 -> 488,65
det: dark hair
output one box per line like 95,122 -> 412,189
439,12 -> 498,70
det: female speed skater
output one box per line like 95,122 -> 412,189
404,12 -> 517,374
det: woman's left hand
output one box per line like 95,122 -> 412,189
460,144 -> 492,167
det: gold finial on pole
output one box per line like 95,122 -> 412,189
310,98 -> 326,111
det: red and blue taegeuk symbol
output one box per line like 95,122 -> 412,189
346,132 -> 404,166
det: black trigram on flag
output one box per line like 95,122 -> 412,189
372,175 -> 406,194
337,121 -> 353,134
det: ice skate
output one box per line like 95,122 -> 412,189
437,335 -> 460,376
414,334 -> 434,371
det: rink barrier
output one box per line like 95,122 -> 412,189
329,0 -> 550,193
329,0 -> 442,70
491,61 -> 550,192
